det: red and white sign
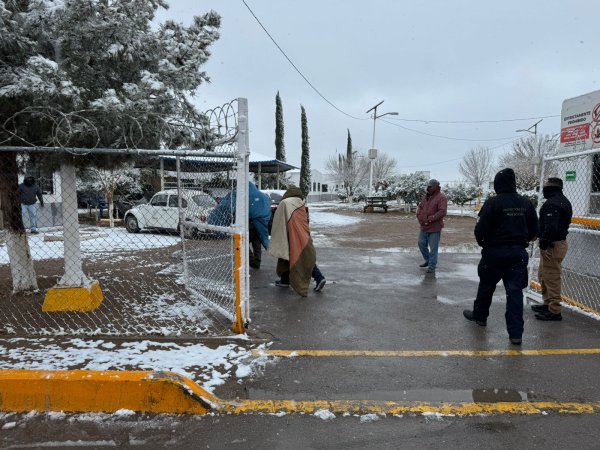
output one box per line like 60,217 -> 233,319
560,90 -> 600,151
561,123 -> 590,143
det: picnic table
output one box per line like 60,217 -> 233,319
363,196 -> 388,213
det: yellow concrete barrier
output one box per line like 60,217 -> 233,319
1,370 -> 600,416
42,280 -> 104,312
0,370 -> 219,414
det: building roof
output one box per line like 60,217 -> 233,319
135,151 -> 296,173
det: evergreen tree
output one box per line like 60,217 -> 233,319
275,91 -> 285,161
299,105 -> 310,198
0,0 -> 221,292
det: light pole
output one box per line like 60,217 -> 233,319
516,118 -> 542,136
366,100 -> 398,196
516,119 -> 543,175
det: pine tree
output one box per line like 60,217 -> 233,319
275,92 -> 285,162
0,1 -> 221,292
299,105 -> 310,198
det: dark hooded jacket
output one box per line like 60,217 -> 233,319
474,168 -> 539,248
18,176 -> 44,206
539,186 -> 572,249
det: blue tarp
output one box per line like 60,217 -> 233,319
207,182 -> 271,249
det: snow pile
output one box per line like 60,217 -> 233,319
360,413 -> 381,423
313,409 -> 335,421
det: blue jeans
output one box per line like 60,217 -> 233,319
21,204 -> 38,231
418,230 -> 441,269
472,247 -> 529,339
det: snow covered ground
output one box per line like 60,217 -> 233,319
0,227 -> 179,264
0,338 -> 272,393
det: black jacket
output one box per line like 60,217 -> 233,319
475,168 -> 539,248
539,188 -> 572,249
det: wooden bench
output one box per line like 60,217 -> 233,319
363,196 -> 388,213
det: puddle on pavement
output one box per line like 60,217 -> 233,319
247,388 -> 528,403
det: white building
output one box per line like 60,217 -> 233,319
287,169 -> 338,202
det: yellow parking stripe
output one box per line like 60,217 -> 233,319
255,348 -> 600,358
222,400 -> 600,416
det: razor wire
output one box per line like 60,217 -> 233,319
0,98 -> 249,337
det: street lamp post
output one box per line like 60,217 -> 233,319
366,100 -> 398,196
516,119 -> 543,175
516,118 -> 542,136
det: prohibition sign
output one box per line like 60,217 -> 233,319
593,102 -> 600,122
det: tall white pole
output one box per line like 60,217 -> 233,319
369,106 -> 377,197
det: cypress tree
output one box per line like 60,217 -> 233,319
275,91 -> 285,161
299,105 -> 310,198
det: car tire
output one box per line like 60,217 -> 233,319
125,215 -> 140,233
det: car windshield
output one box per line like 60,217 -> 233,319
192,194 -> 217,208
268,193 -> 283,205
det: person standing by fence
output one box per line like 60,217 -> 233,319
18,175 -> 44,234
416,179 -> 448,274
533,177 -> 573,321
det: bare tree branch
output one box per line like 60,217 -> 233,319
458,146 -> 495,189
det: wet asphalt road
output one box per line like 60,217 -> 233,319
3,247 -> 600,449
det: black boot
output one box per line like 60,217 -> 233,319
531,304 -> 548,313
463,309 -> 486,326
535,311 -> 562,321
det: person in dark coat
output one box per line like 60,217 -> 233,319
532,177 -> 573,321
18,175 -> 44,234
463,168 -> 539,345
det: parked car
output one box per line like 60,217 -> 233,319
261,190 -> 309,234
124,189 -> 217,236
115,192 -> 147,218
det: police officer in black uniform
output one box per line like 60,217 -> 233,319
532,177 -> 572,321
463,168 -> 539,345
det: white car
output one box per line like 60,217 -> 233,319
124,189 -> 217,236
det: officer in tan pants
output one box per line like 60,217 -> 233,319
532,178 -> 573,321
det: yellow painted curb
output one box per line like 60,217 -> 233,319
42,280 -> 104,312
529,281 -> 600,317
1,370 -> 599,416
221,400 -> 600,416
0,370 -> 219,414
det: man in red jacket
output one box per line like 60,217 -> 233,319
416,179 -> 448,273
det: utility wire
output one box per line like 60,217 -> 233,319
242,0 -> 558,139
242,0 -> 368,121
379,118 -> 520,142
400,137 -> 522,168
384,114 -> 559,124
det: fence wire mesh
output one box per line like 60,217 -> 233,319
0,99 -> 248,337
527,149 -> 600,317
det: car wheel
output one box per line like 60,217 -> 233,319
125,215 -> 140,233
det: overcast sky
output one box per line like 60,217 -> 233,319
155,1 -> 599,182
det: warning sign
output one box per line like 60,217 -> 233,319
560,91 -> 600,151
561,123 -> 590,144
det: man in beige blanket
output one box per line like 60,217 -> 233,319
268,187 -> 325,297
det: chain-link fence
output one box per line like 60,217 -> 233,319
0,98 -> 249,337
527,148 -> 600,317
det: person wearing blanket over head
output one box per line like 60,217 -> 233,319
268,187 -> 325,297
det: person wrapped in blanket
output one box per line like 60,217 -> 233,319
267,187 -> 326,296
207,182 -> 271,269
